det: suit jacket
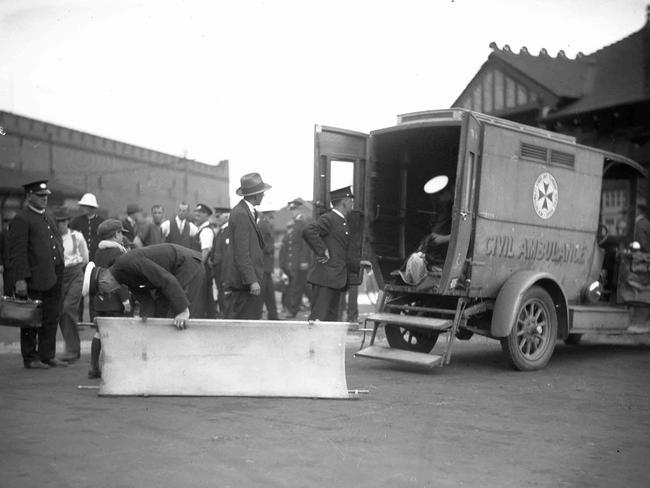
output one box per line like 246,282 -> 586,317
258,216 -> 275,274
7,206 -> 63,291
223,200 -> 264,290
70,213 -> 104,260
302,210 -> 353,290
109,243 -> 203,315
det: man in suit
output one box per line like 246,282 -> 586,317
223,172 -> 271,320
121,203 -> 143,248
257,209 -> 278,320
83,243 -> 209,328
302,186 -> 359,321
7,180 -> 67,368
283,199 -> 313,318
210,208 -> 231,318
634,203 -> 650,252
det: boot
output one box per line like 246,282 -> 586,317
87,337 -> 101,379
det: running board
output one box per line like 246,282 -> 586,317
355,345 -> 443,368
365,313 -> 453,330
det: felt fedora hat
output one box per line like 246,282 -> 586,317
236,173 -> 272,197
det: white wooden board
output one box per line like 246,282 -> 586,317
96,317 -> 350,398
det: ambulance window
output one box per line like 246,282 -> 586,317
330,160 -> 354,191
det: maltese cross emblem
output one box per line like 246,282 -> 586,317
533,173 -> 558,219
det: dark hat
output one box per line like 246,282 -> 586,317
97,219 -> 126,240
236,172 -> 272,197
52,206 -> 71,221
330,186 -> 354,202
195,203 -> 213,215
22,180 -> 51,195
126,203 -> 142,215
213,206 -> 231,215
288,198 -> 304,209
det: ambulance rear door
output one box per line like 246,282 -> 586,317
313,125 -> 369,285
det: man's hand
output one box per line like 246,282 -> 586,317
316,249 -> 330,264
122,300 -> 132,314
299,262 -> 309,271
15,279 -> 28,298
250,282 -> 261,296
173,308 -> 190,330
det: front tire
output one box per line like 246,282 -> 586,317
500,286 -> 557,371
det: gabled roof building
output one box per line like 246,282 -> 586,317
453,6 -> 650,175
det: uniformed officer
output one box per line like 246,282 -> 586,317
302,186 -> 359,321
7,180 -> 66,369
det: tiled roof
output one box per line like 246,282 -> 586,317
467,18 -> 649,119
545,26 -> 648,118
489,47 -> 592,99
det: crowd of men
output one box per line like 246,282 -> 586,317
1,172 -> 360,377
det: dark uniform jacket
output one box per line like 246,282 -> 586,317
258,216 -> 275,274
279,219 -> 312,273
223,200 -> 264,290
302,210 -> 358,291
8,206 -> 63,291
109,243 -> 203,315
70,213 -> 104,261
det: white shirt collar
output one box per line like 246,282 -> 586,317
332,208 -> 346,221
27,204 -> 45,215
243,199 -> 256,216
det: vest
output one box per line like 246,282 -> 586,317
167,218 -> 193,249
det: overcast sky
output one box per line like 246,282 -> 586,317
0,0 -> 647,209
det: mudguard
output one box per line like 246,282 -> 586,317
491,270 -> 568,338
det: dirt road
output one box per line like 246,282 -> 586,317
0,331 -> 648,488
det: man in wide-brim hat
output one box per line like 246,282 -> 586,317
222,172 -> 271,319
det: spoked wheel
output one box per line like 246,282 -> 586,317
385,325 -> 439,353
501,286 -> 557,371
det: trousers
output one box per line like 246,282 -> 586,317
21,265 -> 64,364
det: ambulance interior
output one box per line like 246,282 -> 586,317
368,125 -> 462,284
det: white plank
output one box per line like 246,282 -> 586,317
97,317 -> 349,398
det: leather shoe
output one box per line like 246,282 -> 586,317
87,368 -> 101,379
24,360 -> 50,369
43,358 -> 68,367
60,353 -> 80,363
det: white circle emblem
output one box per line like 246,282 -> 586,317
533,173 -> 558,219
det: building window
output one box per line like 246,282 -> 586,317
483,71 -> 493,113
505,77 -> 516,108
494,70 -> 504,111
473,85 -> 482,112
517,85 -> 528,105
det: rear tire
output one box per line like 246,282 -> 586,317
385,325 -> 439,353
500,286 -> 557,371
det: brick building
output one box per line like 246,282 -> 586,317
453,7 -> 650,233
0,110 -> 229,224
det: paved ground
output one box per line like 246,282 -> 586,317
1,316 -> 649,488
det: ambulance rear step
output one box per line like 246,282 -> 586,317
355,300 -> 469,369
355,345 -> 443,368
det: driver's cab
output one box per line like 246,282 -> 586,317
598,156 -> 649,305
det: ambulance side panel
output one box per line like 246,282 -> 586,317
469,123 -> 603,301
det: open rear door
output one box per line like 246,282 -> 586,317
313,125 -> 369,286
438,113 -> 481,293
